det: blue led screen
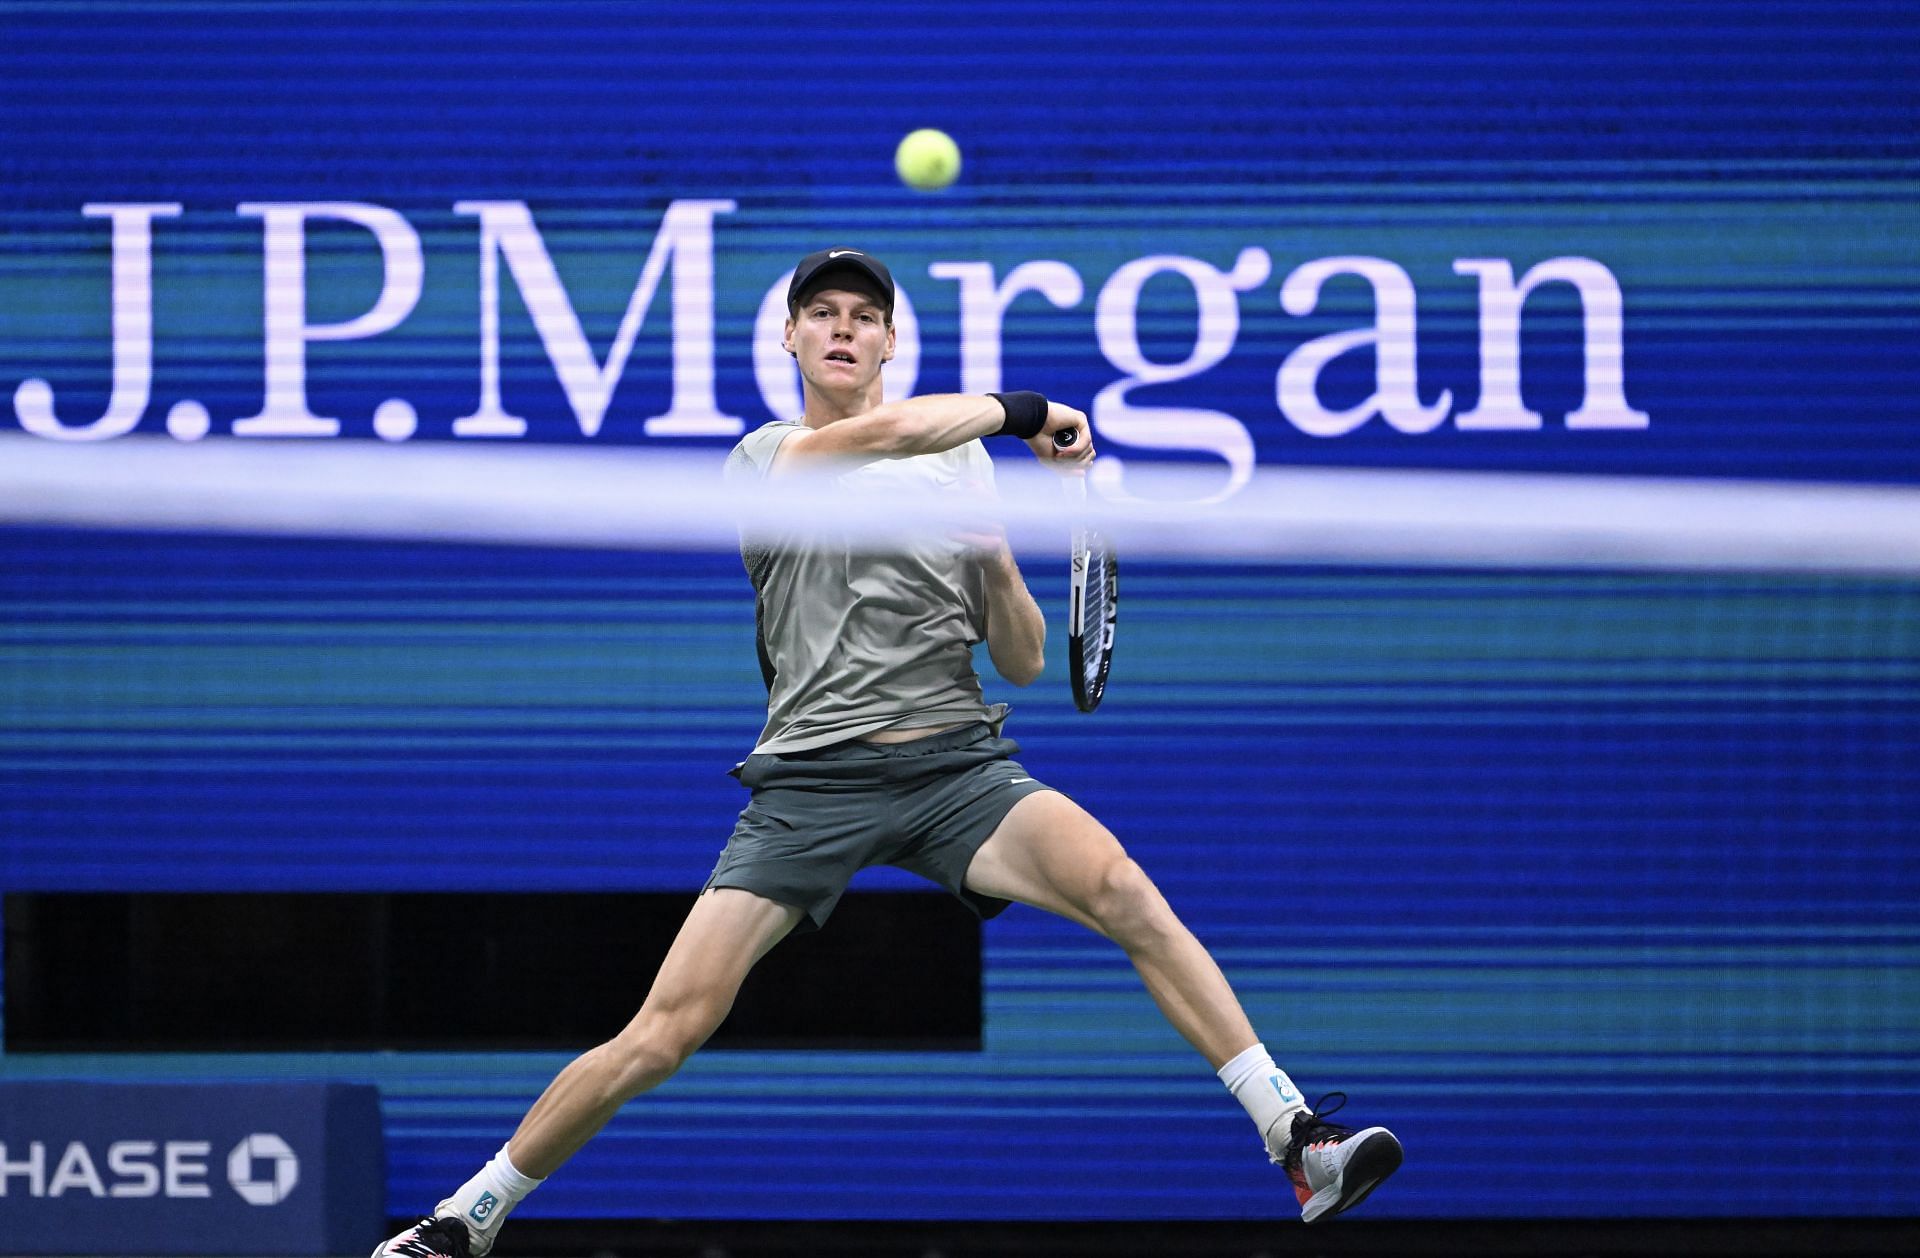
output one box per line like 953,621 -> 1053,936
2,0 -> 1917,1221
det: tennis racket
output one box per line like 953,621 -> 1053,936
1052,426 -> 1117,712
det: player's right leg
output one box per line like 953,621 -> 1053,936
372,886 -> 802,1258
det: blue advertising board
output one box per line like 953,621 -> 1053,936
0,1082 -> 383,1255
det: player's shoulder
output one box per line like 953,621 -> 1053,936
730,418 -> 807,455
726,419 -> 809,477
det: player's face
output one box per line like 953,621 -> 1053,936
784,287 -> 895,393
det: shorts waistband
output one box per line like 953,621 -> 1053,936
823,721 -> 994,760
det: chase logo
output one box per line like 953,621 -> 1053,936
469,1190 -> 500,1223
225,1133 -> 300,1206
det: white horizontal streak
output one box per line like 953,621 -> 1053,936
2,435 -> 1917,575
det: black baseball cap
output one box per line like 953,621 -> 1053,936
787,247 -> 894,315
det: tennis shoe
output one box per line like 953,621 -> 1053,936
1276,1093 -> 1403,1223
370,1214 -> 482,1258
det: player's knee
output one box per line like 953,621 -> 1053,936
1088,858 -> 1170,946
606,1008 -> 721,1098
600,1035 -> 683,1100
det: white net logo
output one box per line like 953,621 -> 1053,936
225,1134 -> 299,1206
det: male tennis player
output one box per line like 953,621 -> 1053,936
374,248 -> 1401,1258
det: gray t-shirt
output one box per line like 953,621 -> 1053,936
726,420 -> 1009,754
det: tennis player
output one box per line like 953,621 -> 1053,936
374,248 -> 1401,1258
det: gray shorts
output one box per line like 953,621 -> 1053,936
707,722 -> 1054,931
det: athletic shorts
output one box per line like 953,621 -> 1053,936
706,722 -> 1054,931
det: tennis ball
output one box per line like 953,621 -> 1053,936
895,128 -> 961,191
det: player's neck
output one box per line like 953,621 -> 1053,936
801,380 -> 883,428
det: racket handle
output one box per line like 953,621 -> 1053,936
1052,426 -> 1079,448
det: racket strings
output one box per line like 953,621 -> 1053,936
1079,532 -> 1113,686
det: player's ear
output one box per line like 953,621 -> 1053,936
783,317 -> 796,358
883,322 -> 896,363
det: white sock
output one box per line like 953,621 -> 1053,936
1217,1042 -> 1310,1156
437,1143 -> 543,1250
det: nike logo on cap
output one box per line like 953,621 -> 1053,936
827,249 -> 862,258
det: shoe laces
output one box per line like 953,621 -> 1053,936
392,1216 -> 472,1258
1279,1092 -> 1355,1172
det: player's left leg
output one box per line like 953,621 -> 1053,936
963,790 -> 1402,1222
966,790 -> 1253,1066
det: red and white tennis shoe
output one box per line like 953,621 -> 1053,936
1277,1093 -> 1404,1223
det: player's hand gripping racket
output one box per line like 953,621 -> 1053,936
1052,425 -> 1117,712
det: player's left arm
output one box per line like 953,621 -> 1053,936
975,537 -> 1046,687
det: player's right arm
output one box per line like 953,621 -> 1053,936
770,395 -> 1088,475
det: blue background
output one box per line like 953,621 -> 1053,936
2,0 -> 1917,1223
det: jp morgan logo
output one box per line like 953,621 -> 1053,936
9,201 -> 1650,504
226,1133 -> 300,1206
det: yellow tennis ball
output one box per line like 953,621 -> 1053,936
895,128 -> 961,191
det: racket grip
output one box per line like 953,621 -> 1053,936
1052,426 -> 1079,448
